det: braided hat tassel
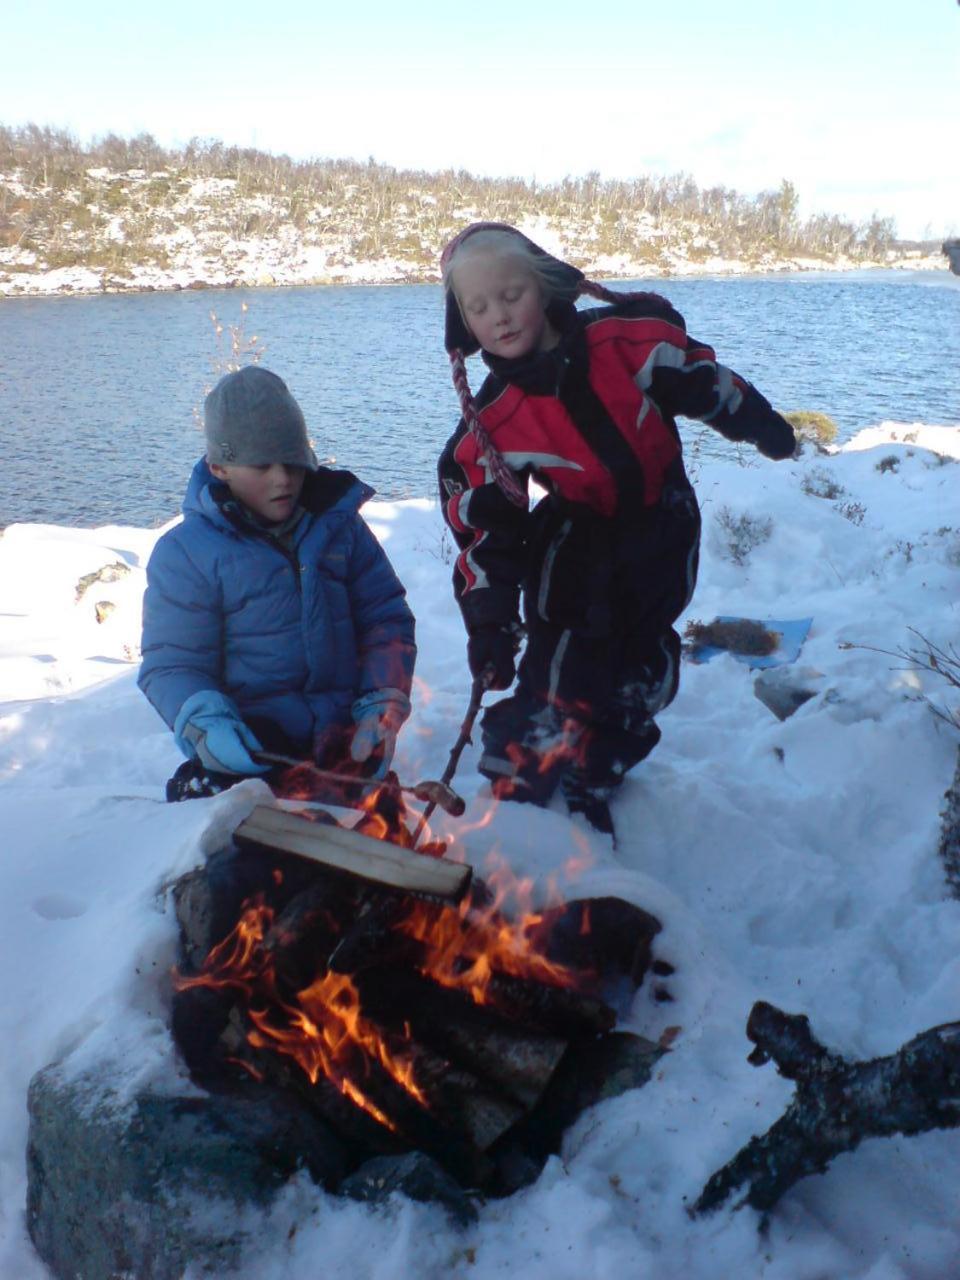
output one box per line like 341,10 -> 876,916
450,349 -> 528,508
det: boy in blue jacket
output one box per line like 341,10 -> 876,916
139,365 -> 416,800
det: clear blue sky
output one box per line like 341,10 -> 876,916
3,0 -> 957,239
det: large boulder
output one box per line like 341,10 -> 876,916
27,1050 -> 347,1280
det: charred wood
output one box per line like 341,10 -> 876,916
219,1004 -> 499,1184
532,897 -> 663,989
263,876 -> 360,994
173,842 -> 336,971
401,1042 -> 525,1151
216,1009 -> 402,1160
356,942 -> 615,1037
357,969 -> 568,1108
481,971 -> 616,1037
693,1000 -> 960,1219
494,1031 -> 666,1181
326,895 -> 413,975
171,985 -> 238,1086
342,909 -> 616,1036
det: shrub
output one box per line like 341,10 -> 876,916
801,467 -> 846,500
837,500 -> 866,525
714,506 -> 773,566
842,629 -> 960,735
784,410 -> 839,449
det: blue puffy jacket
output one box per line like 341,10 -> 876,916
139,460 -> 416,754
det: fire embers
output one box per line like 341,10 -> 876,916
171,837 -> 667,1193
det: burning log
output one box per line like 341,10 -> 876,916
693,1001 -> 960,1219
356,969 -> 568,1109
219,1005 -> 506,1183
388,1043 -> 525,1152
479,971 -> 616,1038
217,1008 -> 407,1159
262,877 -> 358,995
533,897 -> 663,988
235,804 -> 471,901
326,896 -> 412,975
172,841 -> 332,970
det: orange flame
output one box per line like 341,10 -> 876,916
173,894 -> 426,1131
492,716 -> 587,801
393,848 -> 589,1006
174,792 -> 602,1132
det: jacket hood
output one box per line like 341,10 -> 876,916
182,458 -> 371,530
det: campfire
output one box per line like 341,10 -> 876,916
171,771 -> 668,1196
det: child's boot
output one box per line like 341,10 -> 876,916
561,767 -> 617,837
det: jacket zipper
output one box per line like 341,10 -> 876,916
538,518 -> 572,621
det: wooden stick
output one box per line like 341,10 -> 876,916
235,805 -> 472,902
411,679 -> 484,846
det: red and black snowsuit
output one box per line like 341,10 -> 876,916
438,294 -> 794,803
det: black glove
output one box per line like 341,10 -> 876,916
714,383 -> 797,461
756,414 -> 797,461
467,624 -> 521,691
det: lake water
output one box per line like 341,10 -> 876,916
1,269 -> 958,528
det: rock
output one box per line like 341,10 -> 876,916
753,666 -> 824,721
74,560 -> 130,603
27,1060 -> 348,1280
339,1151 -> 477,1226
942,239 -> 960,276
94,600 -> 116,623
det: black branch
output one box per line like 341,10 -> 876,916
692,1000 -> 960,1219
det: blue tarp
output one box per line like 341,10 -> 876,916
687,616 -> 813,669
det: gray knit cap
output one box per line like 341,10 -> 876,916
204,366 -> 318,470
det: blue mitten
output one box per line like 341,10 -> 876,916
349,688 -> 412,780
173,690 -> 269,776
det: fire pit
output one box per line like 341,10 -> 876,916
172,788 -> 669,1194
26,782 -> 672,1279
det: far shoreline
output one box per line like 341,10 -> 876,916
0,253 -> 951,303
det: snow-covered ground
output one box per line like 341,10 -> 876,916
1,423 -> 959,1279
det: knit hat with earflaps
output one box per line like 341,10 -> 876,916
204,365 -> 318,470
439,223 -> 669,507
440,222 -> 586,357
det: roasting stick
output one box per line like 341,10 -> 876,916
411,678 -> 485,848
253,753 -> 465,817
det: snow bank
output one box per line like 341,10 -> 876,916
1,424 -> 958,1279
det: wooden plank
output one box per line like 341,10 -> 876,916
234,805 -> 472,902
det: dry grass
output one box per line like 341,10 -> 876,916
684,618 -> 782,657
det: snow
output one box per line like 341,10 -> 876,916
1,423 -> 959,1279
